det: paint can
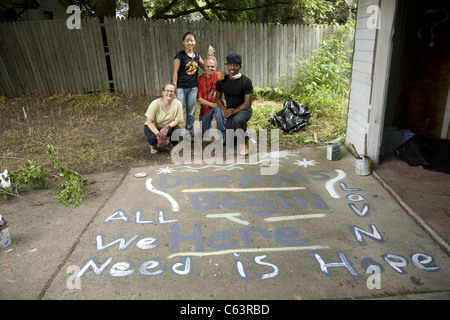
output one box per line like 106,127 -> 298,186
327,142 -> 340,161
0,227 -> 11,250
355,156 -> 371,176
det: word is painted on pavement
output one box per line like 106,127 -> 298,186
75,155 -> 442,284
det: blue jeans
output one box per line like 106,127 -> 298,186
177,87 -> 198,135
226,108 -> 252,143
199,108 -> 226,138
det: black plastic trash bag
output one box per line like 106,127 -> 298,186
271,99 -> 311,133
393,134 -> 450,174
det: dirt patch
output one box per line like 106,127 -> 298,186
0,92 -> 337,178
0,93 -> 174,175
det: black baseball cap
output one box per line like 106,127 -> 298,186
225,53 -> 242,65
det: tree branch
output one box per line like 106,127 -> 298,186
153,1 -> 291,20
188,0 -> 211,20
151,0 -> 184,19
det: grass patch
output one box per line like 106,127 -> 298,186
249,96 -> 347,149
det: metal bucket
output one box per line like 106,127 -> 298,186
355,156 -> 371,176
327,142 -> 340,161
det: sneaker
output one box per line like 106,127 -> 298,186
150,145 -> 158,154
238,141 -> 249,158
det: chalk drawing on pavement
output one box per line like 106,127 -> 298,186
294,159 -> 318,168
156,166 -> 176,174
174,151 -> 300,173
145,178 -> 180,212
325,169 -> 347,199
167,244 -> 328,259
206,212 -> 250,225
74,153 -> 444,286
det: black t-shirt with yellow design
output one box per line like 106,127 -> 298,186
174,50 -> 199,89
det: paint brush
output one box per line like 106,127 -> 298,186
351,144 -> 362,159
364,134 -> 368,156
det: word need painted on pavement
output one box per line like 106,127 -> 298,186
74,152 -> 442,285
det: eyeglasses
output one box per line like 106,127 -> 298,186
164,90 -> 175,93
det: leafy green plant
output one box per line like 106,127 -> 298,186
0,135 -> 88,207
291,32 -> 352,102
0,161 -> 49,205
272,22 -> 353,137
249,22 -> 354,146
47,134 -> 88,207
253,86 -> 274,100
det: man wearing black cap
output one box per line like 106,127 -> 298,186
216,53 -> 253,158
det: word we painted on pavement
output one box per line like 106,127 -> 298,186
74,157 -> 442,283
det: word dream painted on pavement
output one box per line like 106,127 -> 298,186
75,151 -> 442,283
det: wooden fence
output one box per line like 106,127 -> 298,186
0,19 -> 109,97
0,18 -> 353,97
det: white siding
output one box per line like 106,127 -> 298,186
346,0 -> 397,163
345,0 -> 379,157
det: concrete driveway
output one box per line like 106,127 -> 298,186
1,146 -> 449,301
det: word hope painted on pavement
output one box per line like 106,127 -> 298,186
74,152 -> 442,285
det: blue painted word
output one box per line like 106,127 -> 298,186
159,171 -> 331,189
190,193 -> 329,215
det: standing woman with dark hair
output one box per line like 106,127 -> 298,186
172,32 -> 214,140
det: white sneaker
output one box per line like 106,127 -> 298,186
150,145 -> 158,154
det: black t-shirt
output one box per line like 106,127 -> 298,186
216,75 -> 253,109
174,50 -> 199,88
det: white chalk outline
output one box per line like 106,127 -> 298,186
146,178 -> 180,212
182,186 -> 306,193
325,170 -> 347,198
167,244 -> 328,259
264,214 -> 327,222
206,213 -> 250,225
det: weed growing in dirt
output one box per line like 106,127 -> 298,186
47,134 -> 88,207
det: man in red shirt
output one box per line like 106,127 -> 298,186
197,56 -> 226,141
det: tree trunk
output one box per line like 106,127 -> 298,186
129,0 -> 149,19
256,0 -> 268,23
91,0 -> 116,18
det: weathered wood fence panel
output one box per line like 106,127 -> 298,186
0,18 -> 109,97
0,18 -> 352,97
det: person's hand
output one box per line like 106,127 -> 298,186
224,109 -> 235,119
156,134 -> 165,146
218,71 -> 226,81
208,45 -> 215,56
159,124 -> 170,139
